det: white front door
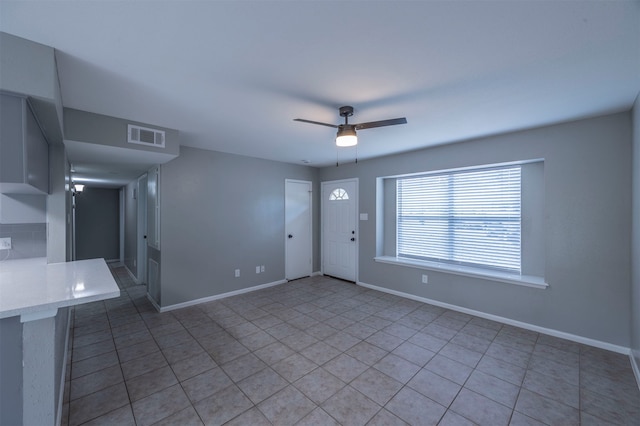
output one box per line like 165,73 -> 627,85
285,180 -> 312,280
322,179 -> 357,282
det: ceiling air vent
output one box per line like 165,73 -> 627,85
128,124 -> 165,148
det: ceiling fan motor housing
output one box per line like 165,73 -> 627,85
337,124 -> 356,136
339,106 -> 354,118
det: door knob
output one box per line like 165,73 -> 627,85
288,234 -> 293,239
351,237 -> 355,241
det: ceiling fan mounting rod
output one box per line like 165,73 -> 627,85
339,105 -> 354,124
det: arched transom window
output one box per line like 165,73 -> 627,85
329,188 -> 349,201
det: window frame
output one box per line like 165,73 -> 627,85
396,164 -> 522,273
374,159 -> 547,289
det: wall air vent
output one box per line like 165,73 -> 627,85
128,124 -> 165,148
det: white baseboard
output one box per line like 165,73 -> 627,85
157,279 -> 288,313
147,293 -> 162,312
357,281 -> 631,355
123,264 -> 141,285
630,349 -> 640,391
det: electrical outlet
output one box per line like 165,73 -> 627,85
235,269 -> 240,278
0,237 -> 11,250
260,265 -> 265,273
421,274 -> 428,284
256,266 -> 261,274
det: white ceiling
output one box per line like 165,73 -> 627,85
1,1 -> 639,179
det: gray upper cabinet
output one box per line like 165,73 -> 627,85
0,94 -> 49,194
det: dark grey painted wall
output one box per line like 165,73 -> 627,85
159,146 -> 319,307
75,187 -> 120,260
320,112 -> 632,347
631,95 -> 639,366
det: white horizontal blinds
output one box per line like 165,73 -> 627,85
397,166 -> 522,272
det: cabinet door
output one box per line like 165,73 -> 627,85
0,95 -> 26,184
24,102 -> 49,193
0,94 -> 49,194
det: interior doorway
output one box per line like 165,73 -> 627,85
285,179 -> 312,280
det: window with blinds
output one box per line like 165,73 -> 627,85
397,165 -> 521,273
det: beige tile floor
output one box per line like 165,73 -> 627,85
61,265 -> 640,425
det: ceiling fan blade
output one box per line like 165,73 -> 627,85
355,117 -> 407,130
293,118 -> 338,128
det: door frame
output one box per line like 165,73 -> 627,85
321,178 -> 359,282
285,179 -> 313,280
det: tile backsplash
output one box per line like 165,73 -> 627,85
0,223 -> 46,261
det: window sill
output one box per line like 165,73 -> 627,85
373,256 -> 548,289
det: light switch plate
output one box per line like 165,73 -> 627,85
0,237 -> 12,250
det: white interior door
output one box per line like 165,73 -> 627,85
136,174 -> 148,284
146,166 -> 160,250
322,179 -> 357,282
285,180 -> 312,280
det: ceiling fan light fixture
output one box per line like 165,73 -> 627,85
336,125 -> 357,147
295,104 -> 406,150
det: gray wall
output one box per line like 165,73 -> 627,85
64,107 -> 180,158
632,95 -> 639,367
0,32 -> 64,145
159,146 -> 319,307
0,308 -> 69,426
0,316 -> 23,425
0,33 -> 58,106
0,32 -> 72,424
0,31 -> 71,264
75,187 -> 120,261
47,143 -> 72,263
0,223 -> 46,260
320,112 -> 632,347
53,308 -> 70,425
0,194 -> 47,260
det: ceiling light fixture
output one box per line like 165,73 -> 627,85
336,125 -> 357,147
294,105 -> 407,149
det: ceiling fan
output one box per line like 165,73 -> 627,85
294,106 -> 407,147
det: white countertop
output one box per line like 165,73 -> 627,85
0,257 -> 120,319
